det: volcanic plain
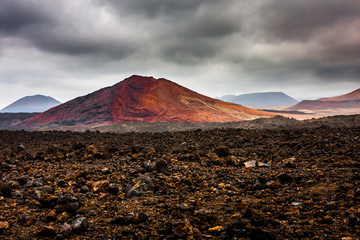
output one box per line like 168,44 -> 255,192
1,116 -> 360,239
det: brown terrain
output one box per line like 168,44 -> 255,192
22,75 -> 274,129
1,76 -> 359,239
288,88 -> 360,112
0,113 -> 39,130
0,118 -> 360,239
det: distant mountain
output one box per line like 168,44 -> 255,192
219,92 -> 299,106
288,88 -> 360,111
1,95 -> 61,113
218,94 -> 237,102
23,75 -> 274,127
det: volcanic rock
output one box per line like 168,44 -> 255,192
71,215 -> 88,233
0,221 -> 9,230
36,225 -> 57,237
213,145 -> 230,157
149,159 -> 169,172
60,223 -> 72,235
0,181 -> 12,197
0,122 -> 359,239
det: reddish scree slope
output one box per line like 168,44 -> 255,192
318,88 -> 360,102
288,88 -> 360,111
23,75 -> 274,126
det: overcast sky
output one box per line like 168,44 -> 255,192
1,0 -> 360,108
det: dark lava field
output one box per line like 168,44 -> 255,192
1,125 -> 360,239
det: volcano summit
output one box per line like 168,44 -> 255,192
23,75 -> 274,127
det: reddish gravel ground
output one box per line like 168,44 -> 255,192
0,125 -> 360,239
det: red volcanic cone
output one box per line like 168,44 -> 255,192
23,75 -> 274,127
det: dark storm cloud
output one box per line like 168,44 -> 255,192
159,6 -> 241,64
105,0 -> 219,19
162,40 -> 218,64
315,64 -> 360,79
0,0 -> 54,34
0,0 -> 136,60
0,0 -> 359,107
25,28 -> 135,58
101,0 -> 242,63
257,0 -> 360,41
238,0 -> 360,82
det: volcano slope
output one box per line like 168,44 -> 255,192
22,75 -> 273,129
288,88 -> 360,111
1,125 -> 360,239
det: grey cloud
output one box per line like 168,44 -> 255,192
257,0 -> 360,41
0,0 -> 359,108
176,13 -> 241,39
162,40 -> 219,64
105,0 -> 218,19
27,29 -> 135,59
1,0 -> 136,60
315,64 -> 360,80
241,56 -> 360,83
0,0 -> 54,34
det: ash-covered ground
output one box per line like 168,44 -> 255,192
0,125 -> 360,239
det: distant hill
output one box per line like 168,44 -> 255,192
22,75 -> 275,128
318,88 -> 360,102
1,95 -> 61,113
218,94 -> 237,102
219,92 -> 299,106
288,88 -> 360,111
0,113 -> 39,130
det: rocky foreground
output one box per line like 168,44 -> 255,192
0,126 -> 360,239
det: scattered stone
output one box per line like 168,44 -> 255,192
80,185 -> 90,193
60,222 -> 72,235
291,202 -> 302,207
282,157 -> 297,168
213,145 -> 230,157
47,144 -> 58,154
0,221 -> 9,230
126,188 -> 142,198
172,219 -> 201,238
208,225 -> 223,232
126,175 -> 154,197
278,173 -> 293,184
24,180 -> 43,188
15,175 -> 30,185
101,167 -> 111,174
92,180 -> 109,193
57,180 -> 67,188
57,212 -> 73,222
111,211 -> 148,225
149,159 -> 168,172
346,214 -> 360,227
55,197 -> 80,214
108,183 -> 121,195
249,227 -> 277,240
265,180 -> 281,189
245,161 -> 270,168
0,181 -> 12,197
36,225 -> 57,237
93,152 -> 105,159
71,215 -> 88,233
8,181 -> 21,190
34,185 -> 54,194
